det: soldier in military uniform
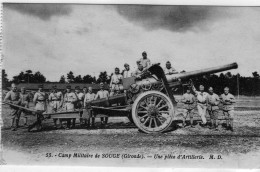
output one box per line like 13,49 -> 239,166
49,85 -> 63,129
206,87 -> 220,130
122,63 -> 132,78
164,61 -> 178,75
63,85 -> 78,129
139,51 -> 151,70
4,83 -> 21,131
132,61 -> 144,79
220,87 -> 236,131
83,87 -> 96,127
94,82 -> 109,125
75,86 -> 85,126
191,84 -> 209,127
181,87 -> 196,127
110,67 -> 123,96
33,84 -> 48,112
19,87 -> 30,127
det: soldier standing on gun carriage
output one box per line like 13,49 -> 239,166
122,63 -> 132,78
110,67 -> 123,96
139,51 -> 151,70
4,83 -> 21,131
220,87 -> 236,131
133,61 -> 144,79
181,86 -> 196,128
63,85 -> 78,129
75,86 -> 85,127
94,82 -> 109,126
206,87 -> 220,130
49,85 -> 63,129
19,87 -> 30,127
191,84 -> 208,127
164,61 -> 178,75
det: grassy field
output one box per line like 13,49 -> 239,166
1,96 -> 260,168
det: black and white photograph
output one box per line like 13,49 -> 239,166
0,2 -> 260,168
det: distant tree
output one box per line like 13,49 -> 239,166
59,75 -> 66,83
83,74 -> 95,83
33,71 -> 46,83
2,69 -> 9,89
24,70 -> 33,83
252,71 -> 260,78
74,75 -> 83,83
97,71 -> 110,84
67,71 -> 75,83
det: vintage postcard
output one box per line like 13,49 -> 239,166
0,2 -> 260,169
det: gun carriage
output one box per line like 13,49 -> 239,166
4,62 -> 238,133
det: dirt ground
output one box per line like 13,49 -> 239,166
1,96 -> 260,168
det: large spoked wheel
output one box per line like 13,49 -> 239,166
132,91 -> 175,133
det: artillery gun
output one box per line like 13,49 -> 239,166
88,62 -> 238,133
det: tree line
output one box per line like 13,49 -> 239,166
2,69 -> 260,96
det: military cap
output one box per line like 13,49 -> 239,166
66,85 -> 71,89
38,84 -> 43,88
124,63 -> 129,67
142,51 -> 147,55
75,86 -> 80,90
115,67 -> 119,70
166,61 -> 171,64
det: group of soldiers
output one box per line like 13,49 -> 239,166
4,51 -> 236,132
181,85 -> 236,131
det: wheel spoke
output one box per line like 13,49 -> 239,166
158,111 -> 170,114
140,104 -> 148,110
138,111 -> 148,114
158,104 -> 168,110
140,114 -> 149,119
149,118 -> 152,128
154,118 -> 158,128
143,117 -> 150,125
156,99 -> 163,108
152,96 -> 157,106
156,117 -> 163,125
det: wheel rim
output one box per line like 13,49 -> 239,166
133,91 -> 174,133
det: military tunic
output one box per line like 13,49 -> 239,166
194,91 -> 209,124
164,67 -> 177,75
4,90 -> 21,119
139,58 -> 151,69
206,93 -> 220,120
49,91 -> 63,112
63,92 -> 78,111
94,90 -> 109,100
220,93 -> 235,119
110,73 -> 123,92
181,93 -> 196,118
33,91 -> 48,111
122,69 -> 132,78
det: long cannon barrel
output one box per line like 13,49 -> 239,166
135,62 -> 238,87
169,62 -> 238,82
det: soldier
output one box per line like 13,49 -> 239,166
84,87 -> 95,107
132,61 -> 144,79
19,87 -> 30,127
139,51 -> 151,70
63,85 -> 78,129
110,67 -> 123,96
94,82 -> 109,125
206,87 -> 220,130
164,61 -> 178,75
122,63 -> 132,78
83,86 -> 88,96
4,83 -> 21,131
83,87 -> 96,127
181,87 -> 196,128
75,86 -> 85,126
49,85 -> 63,129
191,84 -> 208,127
33,84 -> 48,112
220,87 -> 236,131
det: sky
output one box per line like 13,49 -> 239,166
2,4 -> 260,81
